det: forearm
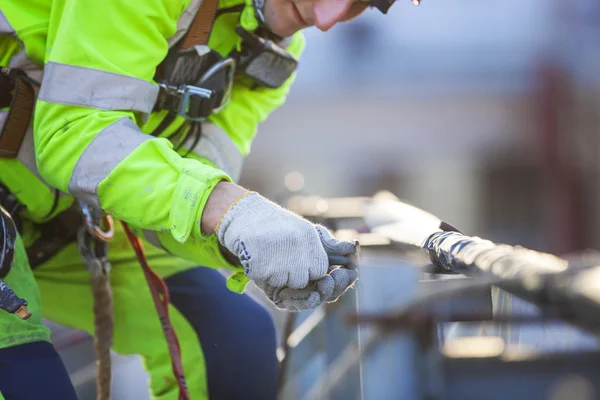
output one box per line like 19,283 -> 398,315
200,182 -> 248,234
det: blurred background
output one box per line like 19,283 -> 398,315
53,0 -> 600,398
241,0 -> 600,254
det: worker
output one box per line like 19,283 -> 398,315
0,0 -> 398,398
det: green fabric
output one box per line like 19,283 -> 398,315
0,0 -> 305,294
31,0 -> 231,241
0,235 -> 50,349
0,1 -> 305,397
2,0 -> 305,240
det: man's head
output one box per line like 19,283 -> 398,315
261,0 -> 367,37
262,0 -> 420,37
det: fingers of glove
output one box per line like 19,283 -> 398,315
254,280 -> 279,302
307,250 -> 330,281
315,225 -> 357,256
328,254 -> 350,267
346,247 -> 360,270
328,268 -> 359,300
316,274 -> 335,300
287,269 -> 311,290
267,270 -> 289,288
246,267 -> 271,284
275,288 -> 323,312
327,250 -> 359,272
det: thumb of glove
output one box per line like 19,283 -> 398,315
328,267 -> 359,301
315,225 -> 360,269
316,274 -> 335,300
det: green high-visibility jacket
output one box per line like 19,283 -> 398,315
0,0 -> 305,289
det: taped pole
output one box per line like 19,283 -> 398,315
424,230 -> 600,336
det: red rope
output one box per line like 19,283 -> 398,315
121,222 -> 191,400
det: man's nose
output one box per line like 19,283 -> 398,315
313,0 -> 355,31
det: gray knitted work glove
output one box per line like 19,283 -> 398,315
215,192 -> 358,291
255,266 -> 359,312
255,230 -> 360,312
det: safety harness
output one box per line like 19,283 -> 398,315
0,1 -> 299,399
0,67 -> 36,158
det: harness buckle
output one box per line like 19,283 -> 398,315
156,51 -> 236,122
177,85 -> 214,122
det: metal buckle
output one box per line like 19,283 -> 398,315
177,85 -> 213,122
173,57 -> 235,122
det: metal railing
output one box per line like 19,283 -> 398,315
278,192 -> 600,400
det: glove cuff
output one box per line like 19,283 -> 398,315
213,190 -> 253,234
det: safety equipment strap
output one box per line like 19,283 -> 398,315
121,222 -> 191,400
182,0 -> 220,50
0,68 -> 36,158
155,0 -> 220,83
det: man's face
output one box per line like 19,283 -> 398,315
263,0 -> 369,37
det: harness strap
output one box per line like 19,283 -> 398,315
0,68 -> 35,159
182,0 -> 220,50
27,205 -> 83,268
156,0 -> 220,83
121,222 -> 191,400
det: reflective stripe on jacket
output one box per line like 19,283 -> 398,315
0,0 -> 305,247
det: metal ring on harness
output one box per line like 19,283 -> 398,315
88,214 -> 114,243
79,202 -> 114,242
198,57 -> 236,114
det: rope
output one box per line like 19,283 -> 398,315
76,205 -> 115,400
90,266 -> 113,400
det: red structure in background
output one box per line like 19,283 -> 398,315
535,62 -> 586,254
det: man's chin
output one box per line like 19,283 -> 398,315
340,3 -> 369,22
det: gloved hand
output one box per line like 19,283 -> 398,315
215,191 -> 359,291
255,228 -> 360,312
255,266 -> 359,312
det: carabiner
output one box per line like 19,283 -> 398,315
79,201 -> 114,242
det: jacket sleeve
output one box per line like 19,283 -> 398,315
146,32 -> 306,291
34,0 -> 230,243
